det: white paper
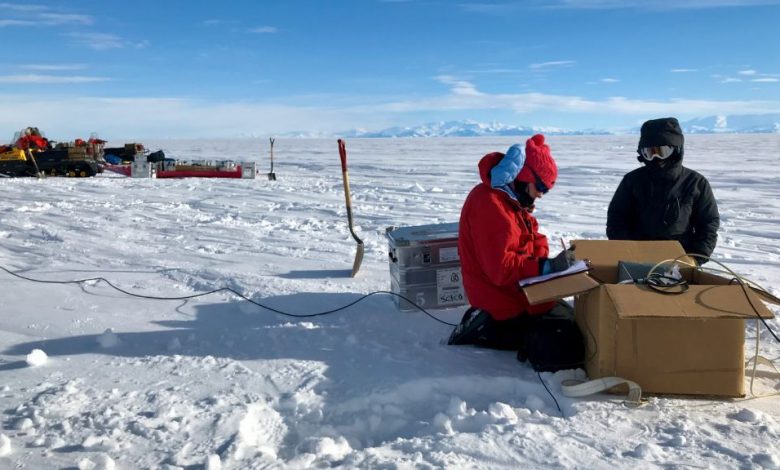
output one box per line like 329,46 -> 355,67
518,260 -> 590,287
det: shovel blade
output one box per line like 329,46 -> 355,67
350,242 -> 364,277
268,172 -> 277,181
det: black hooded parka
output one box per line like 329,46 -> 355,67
606,118 -> 720,261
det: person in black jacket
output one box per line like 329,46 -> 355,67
607,117 -> 719,263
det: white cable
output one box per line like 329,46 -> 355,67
746,319 -> 780,399
561,377 -> 642,406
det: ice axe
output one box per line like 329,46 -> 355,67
268,137 -> 277,180
338,139 -> 364,277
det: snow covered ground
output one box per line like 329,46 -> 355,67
0,135 -> 778,469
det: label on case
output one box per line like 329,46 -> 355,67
439,246 -> 459,263
436,267 -> 465,305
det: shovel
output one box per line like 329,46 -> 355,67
25,148 -> 44,178
338,139 -> 364,277
268,137 -> 277,180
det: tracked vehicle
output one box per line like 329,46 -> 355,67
0,127 -> 103,177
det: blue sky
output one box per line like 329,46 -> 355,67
1,0 -> 779,138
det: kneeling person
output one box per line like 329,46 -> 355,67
450,134 -> 583,372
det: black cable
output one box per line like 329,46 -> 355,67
729,277 -> 780,344
0,265 -> 458,327
645,274 -> 689,295
537,371 -> 563,416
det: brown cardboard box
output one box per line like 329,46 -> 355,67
521,240 -> 774,397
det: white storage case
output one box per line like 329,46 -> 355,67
385,222 -> 466,311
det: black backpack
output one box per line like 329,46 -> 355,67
518,313 -> 585,372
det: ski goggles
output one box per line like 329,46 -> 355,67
640,145 -> 675,161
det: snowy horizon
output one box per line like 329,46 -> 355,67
1,134 -> 779,468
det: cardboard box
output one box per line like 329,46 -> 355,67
521,240 -> 774,397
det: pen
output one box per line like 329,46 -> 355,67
560,238 -> 569,268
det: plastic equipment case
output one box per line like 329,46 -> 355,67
385,222 -> 466,312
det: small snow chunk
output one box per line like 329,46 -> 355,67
729,408 -> 759,423
15,418 -> 34,431
26,349 -> 48,367
94,454 -> 116,470
446,397 -> 468,417
0,434 -> 11,456
430,187 -> 444,193
432,412 -> 454,435
414,183 -> 426,192
77,454 -> 114,470
624,443 -> 663,460
77,458 -> 96,470
488,402 -> 518,424
1,385 -> 9,392
206,454 -> 222,470
97,329 -> 121,348
314,436 -> 352,460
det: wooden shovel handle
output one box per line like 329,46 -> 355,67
338,139 -> 352,209
338,139 -> 348,172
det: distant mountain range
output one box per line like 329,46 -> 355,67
680,113 -> 780,134
339,120 -> 611,138
279,114 -> 780,138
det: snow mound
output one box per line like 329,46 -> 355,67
25,349 -> 47,367
96,328 -> 121,348
0,434 -> 11,457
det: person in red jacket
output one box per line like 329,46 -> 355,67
449,134 -> 583,372
15,127 -> 49,150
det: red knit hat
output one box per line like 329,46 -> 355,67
516,134 -> 557,191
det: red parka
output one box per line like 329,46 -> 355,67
458,152 -> 555,320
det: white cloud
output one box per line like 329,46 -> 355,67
203,19 -> 239,26
670,68 -> 697,73
738,69 -> 758,76
0,3 -> 92,27
463,67 -> 527,74
248,26 -> 278,34
435,75 -> 483,96
599,78 -> 619,83
0,3 -> 47,11
37,12 -> 91,25
0,74 -> 109,83
720,78 -> 742,83
19,64 -> 86,71
529,60 -> 575,70
67,32 -> 147,50
752,78 -> 779,83
0,19 -> 30,26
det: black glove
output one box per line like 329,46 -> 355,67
542,248 -> 576,274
